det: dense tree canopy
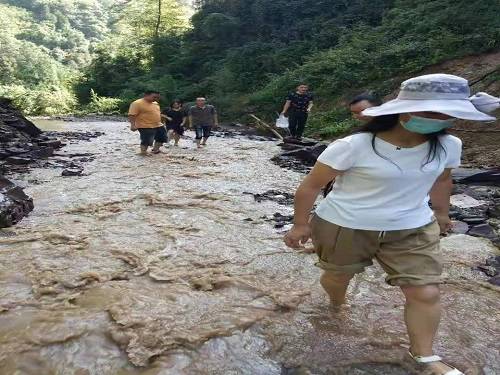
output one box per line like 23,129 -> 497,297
0,0 -> 115,114
1,0 -> 499,133
79,0 -> 499,136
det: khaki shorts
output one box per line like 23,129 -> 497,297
311,215 -> 443,286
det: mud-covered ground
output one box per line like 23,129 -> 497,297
0,120 -> 498,375
451,121 -> 500,168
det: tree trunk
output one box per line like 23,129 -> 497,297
155,0 -> 162,39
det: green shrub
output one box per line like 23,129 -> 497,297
0,84 -> 76,115
306,109 -> 357,139
82,89 -> 122,114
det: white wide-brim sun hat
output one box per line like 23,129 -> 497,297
362,74 -> 498,121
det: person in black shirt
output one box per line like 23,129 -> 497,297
161,99 -> 187,147
281,84 -> 314,139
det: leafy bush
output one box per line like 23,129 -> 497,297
0,84 -> 77,115
82,89 -> 122,114
306,109 -> 357,138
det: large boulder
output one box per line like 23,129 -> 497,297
0,176 -> 34,227
278,143 -> 329,165
0,98 -> 63,168
0,98 -> 42,137
453,168 -> 500,186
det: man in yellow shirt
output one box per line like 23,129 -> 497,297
128,91 -> 167,155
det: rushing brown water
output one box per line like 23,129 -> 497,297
0,120 -> 498,375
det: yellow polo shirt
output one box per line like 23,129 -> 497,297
128,99 -> 162,129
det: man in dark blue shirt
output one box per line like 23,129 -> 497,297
281,84 -> 314,139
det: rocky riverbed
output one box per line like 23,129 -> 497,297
0,113 -> 499,374
0,99 -> 104,227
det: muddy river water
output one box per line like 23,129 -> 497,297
0,120 -> 498,375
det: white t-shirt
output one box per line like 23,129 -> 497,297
315,132 -> 462,231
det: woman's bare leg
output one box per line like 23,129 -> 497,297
402,285 -> 454,374
320,271 -> 354,306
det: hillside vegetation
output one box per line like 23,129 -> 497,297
0,0 -> 115,114
1,0 -> 499,137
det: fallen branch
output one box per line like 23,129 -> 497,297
249,114 -> 284,141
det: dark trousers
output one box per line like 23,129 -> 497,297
288,111 -> 308,138
195,125 -> 212,140
138,126 -> 168,146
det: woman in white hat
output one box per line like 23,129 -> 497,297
284,74 -> 498,375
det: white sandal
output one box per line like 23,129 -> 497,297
409,352 -> 464,375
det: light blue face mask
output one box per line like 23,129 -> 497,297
401,115 -> 455,134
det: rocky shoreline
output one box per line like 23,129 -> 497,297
0,99 -> 103,227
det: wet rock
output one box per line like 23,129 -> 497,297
0,98 -> 67,174
245,190 -> 294,205
477,265 -> 498,277
5,156 -> 33,165
450,221 -> 469,234
464,186 -> 495,200
6,147 -> 29,155
62,168 -> 84,177
38,140 -> 62,148
0,176 -> 34,227
449,192 -> 494,235
450,194 -> 486,209
477,256 -> 500,284
462,216 -> 487,225
489,218 -> 500,230
488,275 -> 500,286
283,137 -> 318,147
0,99 -> 102,188
44,130 -> 105,144
270,154 -> 312,174
30,147 -> 54,159
262,212 -> 294,229
467,224 -> 498,240
456,168 -> 500,186
452,168 -> 483,182
447,190 -> 489,224
272,138 -> 329,171
477,256 -> 500,277
280,144 -> 328,165
0,98 -> 42,137
278,143 -> 304,151
489,202 -> 500,218
67,153 -> 95,158
485,256 -> 500,268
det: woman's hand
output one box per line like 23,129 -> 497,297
435,213 -> 452,234
284,162 -> 341,249
284,224 -> 311,248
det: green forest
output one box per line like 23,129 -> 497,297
1,0 -> 499,136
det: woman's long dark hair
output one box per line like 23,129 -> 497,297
322,114 -> 447,198
356,114 -> 447,168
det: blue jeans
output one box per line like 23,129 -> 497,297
195,125 -> 212,140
